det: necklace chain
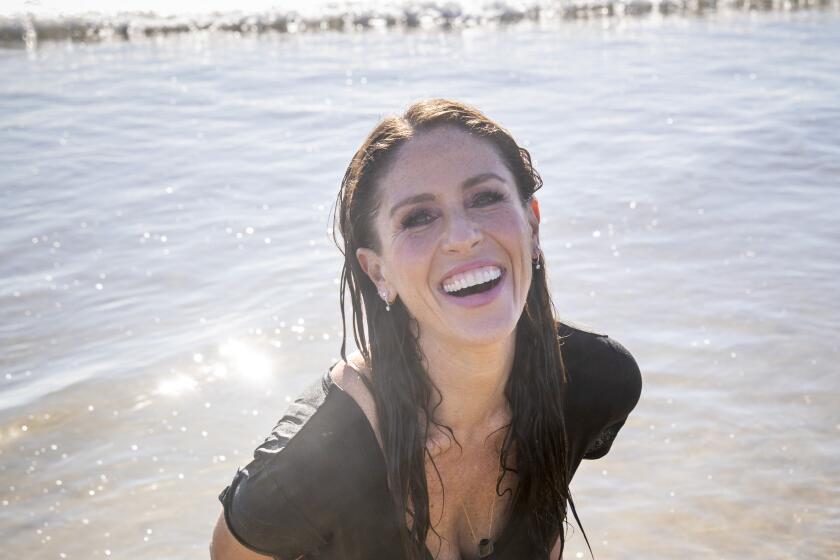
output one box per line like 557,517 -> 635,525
460,459 -> 504,558
461,492 -> 496,543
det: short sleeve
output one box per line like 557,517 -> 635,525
581,337 -> 642,460
558,322 -> 642,474
218,461 -> 327,559
216,373 -> 396,559
217,383 -> 333,559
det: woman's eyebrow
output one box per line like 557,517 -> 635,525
388,172 -> 506,218
461,172 -> 505,190
388,193 -> 435,218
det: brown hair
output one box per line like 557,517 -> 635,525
332,99 -> 590,559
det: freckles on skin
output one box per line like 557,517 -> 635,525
390,201 -> 533,328
369,126 -> 538,344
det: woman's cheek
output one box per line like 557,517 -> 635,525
479,208 -> 525,237
390,235 -> 437,280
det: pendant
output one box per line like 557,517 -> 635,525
478,538 -> 494,558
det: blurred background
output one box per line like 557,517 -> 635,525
1,0 -> 839,558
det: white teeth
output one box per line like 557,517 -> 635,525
442,266 -> 502,293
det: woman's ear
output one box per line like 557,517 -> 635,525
530,197 -> 541,225
528,197 -> 540,250
356,247 -> 389,291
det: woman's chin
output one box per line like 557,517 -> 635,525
440,315 -> 519,347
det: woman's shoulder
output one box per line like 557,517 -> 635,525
556,318 -> 641,395
218,367 -> 387,557
329,357 -> 383,451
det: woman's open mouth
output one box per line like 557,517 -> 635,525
439,265 -> 505,303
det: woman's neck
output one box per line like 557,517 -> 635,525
419,331 -> 515,444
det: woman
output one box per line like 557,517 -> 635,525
211,99 -> 642,560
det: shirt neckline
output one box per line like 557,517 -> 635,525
322,367 -> 518,559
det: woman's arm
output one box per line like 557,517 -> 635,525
550,534 -> 562,559
210,512 -> 276,560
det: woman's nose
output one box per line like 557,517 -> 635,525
441,211 -> 483,253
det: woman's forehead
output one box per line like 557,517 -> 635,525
378,127 -> 513,197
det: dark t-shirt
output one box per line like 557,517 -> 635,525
218,321 -> 642,560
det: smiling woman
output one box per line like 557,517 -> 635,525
355,125 -> 537,349
211,99 -> 642,560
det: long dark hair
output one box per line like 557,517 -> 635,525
332,99 -> 590,559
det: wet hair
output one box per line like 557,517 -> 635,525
332,99 -> 591,559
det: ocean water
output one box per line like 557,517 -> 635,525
1,5 -> 839,559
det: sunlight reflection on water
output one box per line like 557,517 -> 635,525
1,9 -> 839,560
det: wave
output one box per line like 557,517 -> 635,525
1,0 -> 838,47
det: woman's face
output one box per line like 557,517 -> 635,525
356,125 -> 539,347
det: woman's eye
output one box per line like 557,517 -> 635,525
401,210 -> 436,229
472,190 -> 505,207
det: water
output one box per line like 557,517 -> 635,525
1,7 -> 839,559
